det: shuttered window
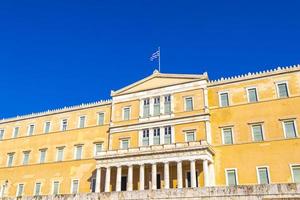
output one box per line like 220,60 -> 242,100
53,181 -> 60,195
223,128 -> 233,144
252,124 -> 264,141
185,97 -> 193,111
164,95 -> 171,114
226,169 -> 237,186
277,82 -> 289,98
143,98 -> 150,118
34,182 -> 41,196
98,113 -> 105,125
164,126 -> 172,144
283,121 -> 297,138
247,88 -> 258,103
153,97 -> 160,116
153,128 -> 160,145
123,107 -> 130,120
258,167 -> 269,184
142,129 -> 149,146
219,93 -> 229,107
292,165 -> 300,183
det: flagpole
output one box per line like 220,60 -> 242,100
158,46 -> 161,72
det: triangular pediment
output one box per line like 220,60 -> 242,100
112,71 -> 207,96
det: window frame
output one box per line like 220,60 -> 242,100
221,127 -> 234,145
60,119 -> 68,131
22,151 -> 30,165
56,147 -> 65,162
12,127 -> 19,138
33,182 -> 42,196
185,130 -> 196,142
120,138 -> 130,149
164,94 -> 172,114
218,91 -> 230,107
275,81 -> 290,98
43,121 -> 51,133
225,168 -> 238,186
39,148 -> 47,163
7,152 -> 15,167
70,179 -> 80,194
27,124 -> 35,136
52,181 -> 60,195
16,183 -> 24,197
246,87 -> 259,103
184,96 -> 194,112
97,112 -> 105,126
122,106 -> 131,121
290,164 -> 300,183
74,145 -> 83,160
251,123 -> 265,142
0,129 -> 4,140
94,142 -> 103,156
282,119 -> 298,139
78,115 -> 87,129
256,166 -> 271,184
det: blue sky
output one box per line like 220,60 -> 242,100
0,1 -> 300,118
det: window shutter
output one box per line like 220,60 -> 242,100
284,121 -> 296,138
258,168 -> 269,184
278,83 -> 288,98
227,170 -> 237,186
98,113 -> 104,125
220,93 -> 229,107
252,125 -> 263,141
223,129 -> 233,144
293,167 -> 300,183
248,88 -> 258,102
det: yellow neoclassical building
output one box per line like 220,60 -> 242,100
0,65 -> 300,197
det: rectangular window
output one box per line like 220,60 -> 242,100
142,129 -> 149,146
61,119 -> 68,131
283,120 -> 297,138
277,82 -> 289,98
56,147 -> 64,161
23,151 -> 30,165
13,127 -> 19,138
52,181 -> 60,195
121,139 -> 129,149
153,128 -> 160,145
219,92 -> 229,107
252,124 -> 264,141
39,149 -> 47,163
185,97 -> 193,111
94,143 -> 102,155
143,98 -> 150,118
44,121 -> 51,133
226,169 -> 238,186
17,184 -> 24,197
247,88 -> 258,103
79,116 -> 86,128
71,180 -> 79,194
98,112 -> 105,125
164,126 -> 172,144
0,129 -> 4,140
164,95 -> 171,114
257,167 -> 270,184
123,107 -> 130,121
222,128 -> 233,144
186,131 -> 195,142
34,182 -> 41,196
74,145 -> 83,160
153,97 -> 160,116
291,165 -> 300,183
7,153 -> 14,167
27,124 -> 35,136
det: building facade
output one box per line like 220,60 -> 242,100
0,65 -> 300,197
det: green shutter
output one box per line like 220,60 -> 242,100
284,121 -> 296,138
278,83 -> 288,98
248,88 -> 258,102
220,93 -> 229,107
252,125 -> 263,141
227,170 -> 237,186
293,167 -> 300,183
223,128 -> 233,144
258,168 -> 269,184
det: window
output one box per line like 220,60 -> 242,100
219,92 -> 229,107
34,182 -> 41,196
153,128 -> 160,145
79,116 -> 86,128
164,95 -> 171,114
91,178 -> 96,192
7,153 -> 14,167
23,151 -> 30,165
12,127 -> 19,138
186,131 -> 195,142
164,126 -> 172,144
226,169 -> 238,186
74,145 -> 83,160
222,128 -> 233,144
61,119 -> 68,131
153,97 -> 160,116
123,107 -> 130,121
185,97 -> 193,111
247,88 -> 258,103
71,180 -> 79,194
121,139 -> 129,149
98,112 -> 105,125
44,121 -> 51,133
39,149 -> 47,163
283,120 -> 297,138
143,98 -> 150,118
257,167 -> 270,184
0,129 -> 4,140
17,184 -> 24,197
27,124 -> 35,136
56,147 -> 64,161
94,143 -> 102,155
142,129 -> 149,146
52,181 -> 60,195
252,124 -> 264,141
277,82 -> 289,98
291,165 -> 300,183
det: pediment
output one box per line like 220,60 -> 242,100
112,71 -> 207,96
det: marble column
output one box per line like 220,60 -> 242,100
139,164 -> 145,190
116,166 -> 122,192
177,161 -> 183,189
190,160 -> 196,188
127,165 -> 133,191
104,167 -> 111,192
95,167 -> 101,193
152,163 -> 157,190
164,162 -> 170,189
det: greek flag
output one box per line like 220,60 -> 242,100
150,49 -> 160,61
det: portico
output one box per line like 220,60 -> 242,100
94,141 -> 215,193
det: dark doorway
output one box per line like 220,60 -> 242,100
186,171 -> 199,188
121,176 -> 127,191
157,174 -> 161,189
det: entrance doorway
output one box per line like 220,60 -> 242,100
157,173 -> 161,189
121,176 -> 127,191
186,171 -> 199,188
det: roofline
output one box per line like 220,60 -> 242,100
0,100 -> 112,124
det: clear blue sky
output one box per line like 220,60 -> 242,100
1,1 -> 300,118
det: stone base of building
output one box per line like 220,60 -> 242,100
2,184 -> 300,200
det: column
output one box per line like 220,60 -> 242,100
152,163 -> 157,190
95,167 -> 101,193
164,162 -> 170,189
160,95 -> 164,115
160,127 -> 164,144
190,160 -> 196,188
203,160 -> 209,187
139,164 -> 145,190
127,165 -> 133,191
116,166 -> 122,192
105,167 -> 111,192
208,162 -> 215,186
177,161 -> 183,189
